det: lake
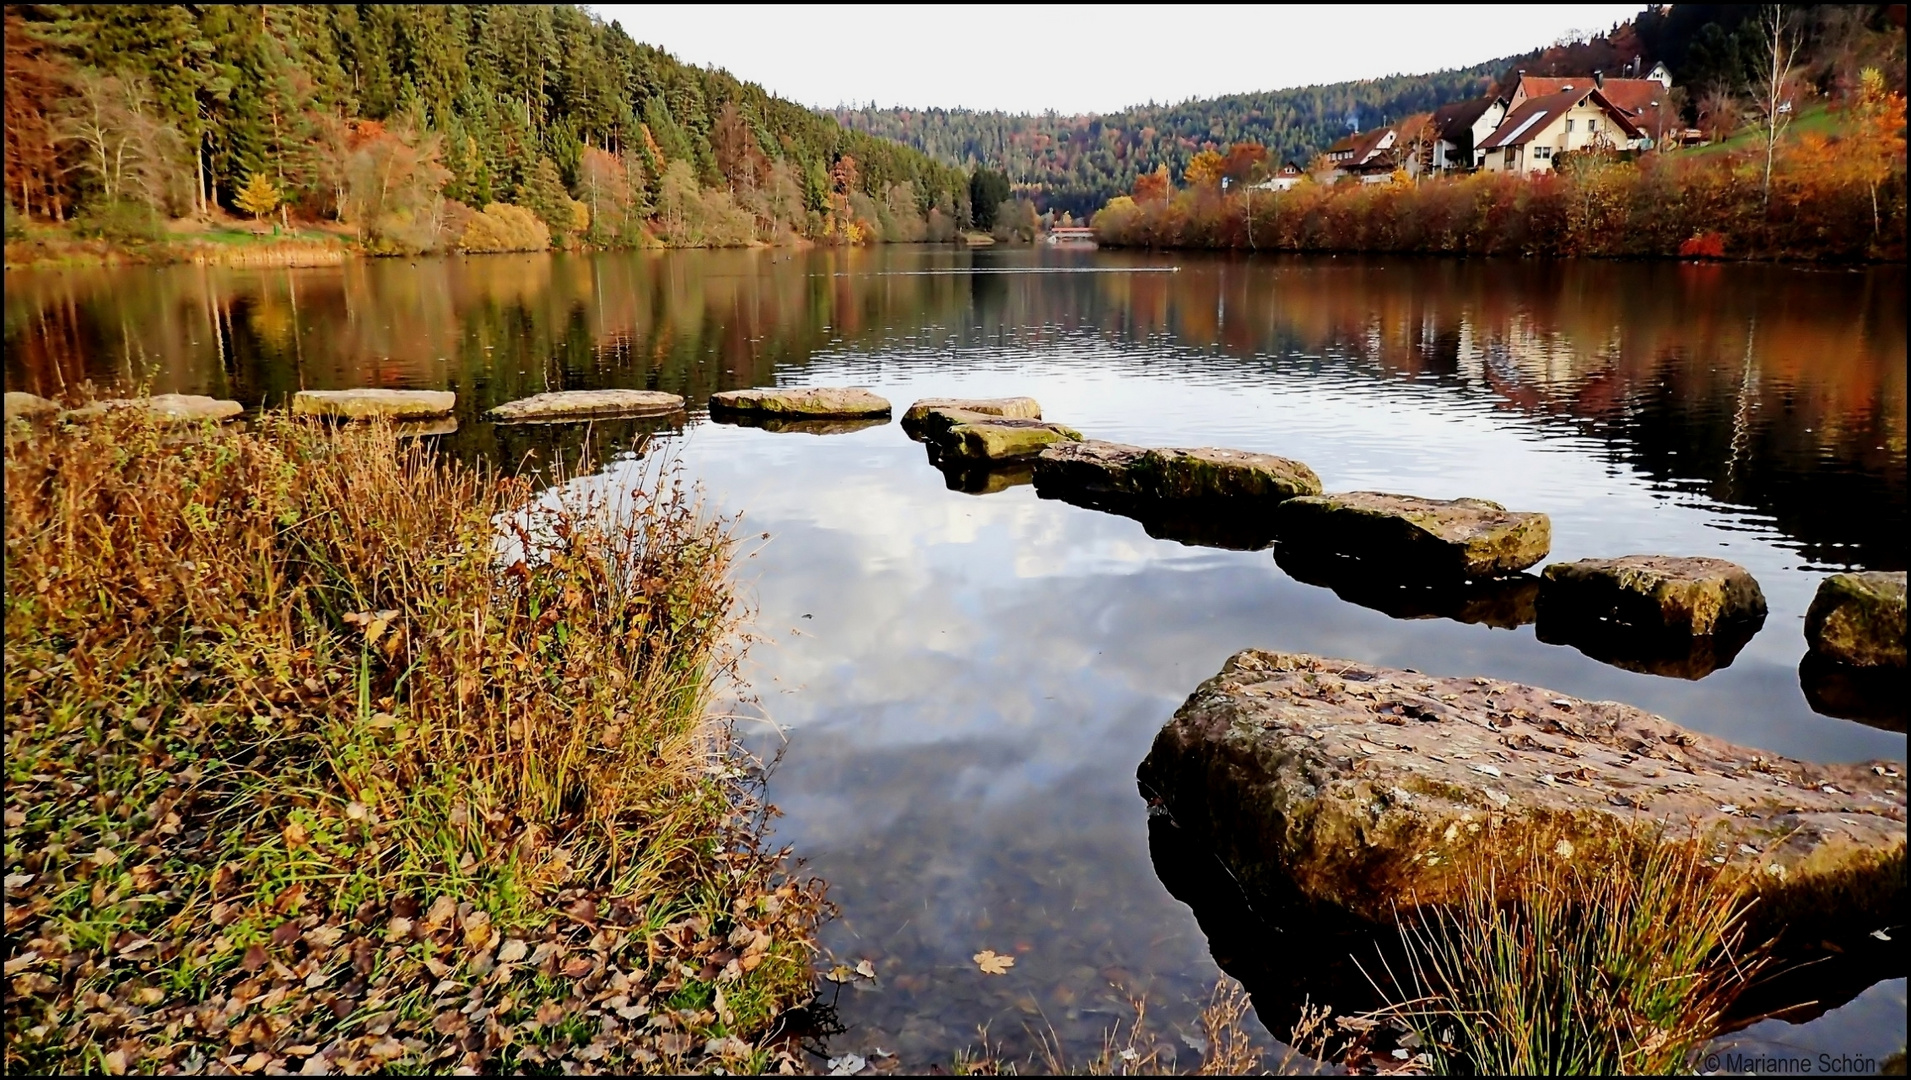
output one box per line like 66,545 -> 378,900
7,245 -> 1905,1071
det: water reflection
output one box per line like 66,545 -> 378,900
6,247 -> 1904,1070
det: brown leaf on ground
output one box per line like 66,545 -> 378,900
973,949 -> 1014,975
242,944 -> 268,972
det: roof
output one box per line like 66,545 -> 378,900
1325,127 -> 1394,164
1431,96 -> 1502,141
1478,88 -> 1644,151
1516,75 -> 1666,118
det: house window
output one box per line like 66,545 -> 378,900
1589,118 -> 1600,134
1565,119 -> 1575,133
1535,146 -> 1552,160
1505,147 -> 1517,168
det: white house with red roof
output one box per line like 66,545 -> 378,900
1478,87 -> 1647,175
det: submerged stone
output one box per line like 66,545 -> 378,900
5,391 -> 60,426
1538,554 -> 1767,638
1799,653 -> 1908,732
1032,440 -> 1152,498
1275,544 -> 1539,629
292,388 -> 456,421
1805,571 -> 1907,669
487,389 -> 684,423
937,417 -> 1082,462
62,394 -> 245,424
936,460 -> 1035,496
1137,650 -> 1905,947
1535,608 -> 1757,680
901,396 -> 1042,435
1274,492 -> 1551,578
720,415 -> 890,436
707,386 -> 891,419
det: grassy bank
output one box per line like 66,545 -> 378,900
3,409 -> 823,1074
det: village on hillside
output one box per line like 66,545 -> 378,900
1254,61 -> 1697,189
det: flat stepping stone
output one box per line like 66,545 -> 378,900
934,417 -> 1082,462
902,396 -> 1042,433
1274,491 -> 1550,578
707,386 -> 890,419
1805,570 -> 1906,669
1138,649 -> 1905,946
487,389 -> 684,423
62,394 -> 244,424
1034,440 -> 1321,503
293,389 -> 455,421
5,392 -> 60,426
1538,554 -> 1766,638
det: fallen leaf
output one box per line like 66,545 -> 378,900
242,944 -> 268,972
497,938 -> 528,965
282,820 -> 309,850
855,958 -> 876,979
828,1053 -> 867,1075
973,950 -> 1014,975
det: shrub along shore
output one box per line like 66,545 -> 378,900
3,408 -> 824,1074
1094,88 -> 1907,264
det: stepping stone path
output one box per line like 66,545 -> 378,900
1539,554 -> 1766,638
62,394 -> 244,424
1274,492 -> 1550,578
293,389 -> 456,421
902,396 -> 1043,433
1138,649 -> 1905,942
708,386 -> 891,419
934,417 -> 1082,462
1035,441 -> 1322,503
487,389 -> 684,423
1806,571 -> 1907,669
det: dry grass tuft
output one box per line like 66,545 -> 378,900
1375,827 -> 1767,1075
4,407 -> 823,1074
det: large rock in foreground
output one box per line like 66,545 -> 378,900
293,389 -> 455,421
1274,492 -> 1550,578
1539,554 -> 1766,638
708,386 -> 891,419
1138,650 -> 1904,943
902,396 -> 1042,434
5,392 -> 60,426
1034,440 -> 1321,504
935,417 -> 1082,462
487,389 -> 684,423
63,394 -> 245,424
1805,571 -> 1907,669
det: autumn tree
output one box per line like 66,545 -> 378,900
234,171 -> 280,220
711,101 -> 767,192
1132,164 -> 1171,203
1221,142 -> 1269,185
341,121 -> 450,253
1847,67 -> 1908,236
1184,149 -> 1226,189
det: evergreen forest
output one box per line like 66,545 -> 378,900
3,4 -> 974,252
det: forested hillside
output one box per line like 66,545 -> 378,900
832,61 -> 1510,218
3,4 -> 972,252
835,4 -> 1906,218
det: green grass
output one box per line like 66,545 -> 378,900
4,406 -> 823,1074
1679,103 -> 1845,158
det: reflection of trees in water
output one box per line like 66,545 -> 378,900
6,251 -> 1903,564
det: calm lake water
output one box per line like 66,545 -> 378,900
7,246 -> 1906,1070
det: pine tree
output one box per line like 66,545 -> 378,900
234,171 -> 279,220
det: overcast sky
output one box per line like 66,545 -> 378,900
589,4 -> 1646,115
